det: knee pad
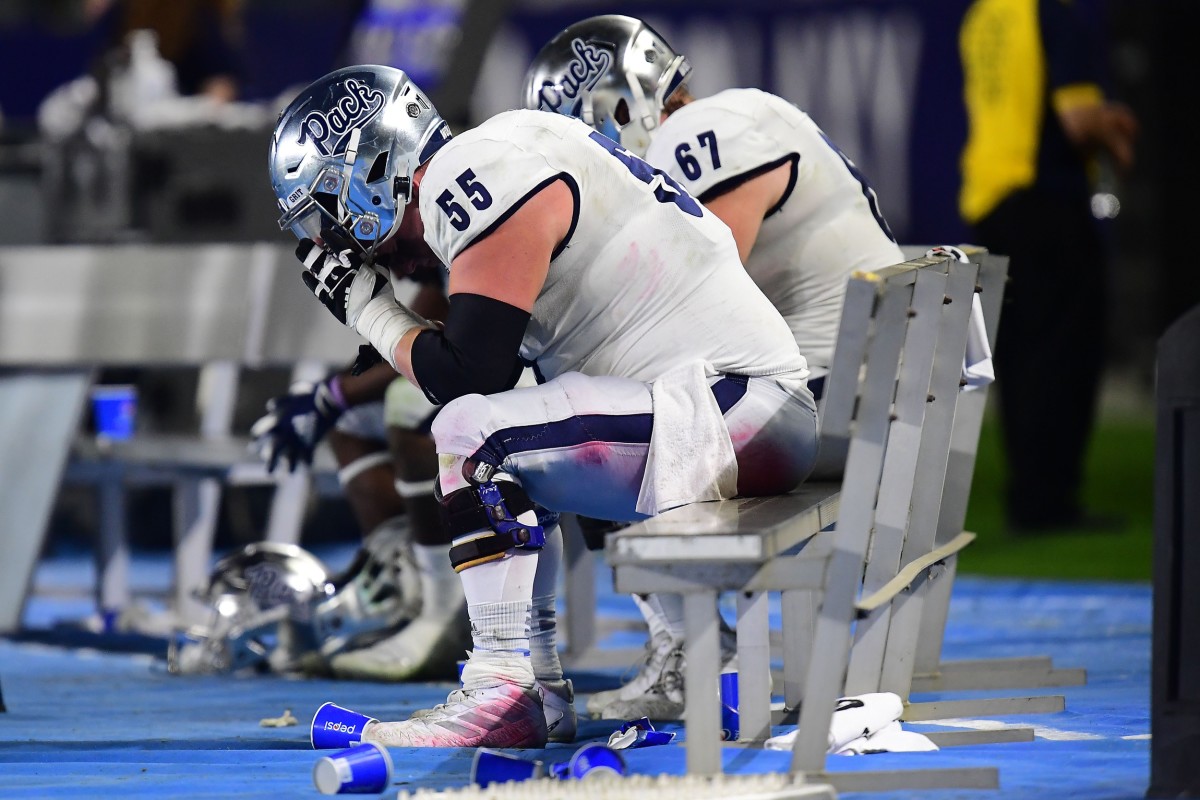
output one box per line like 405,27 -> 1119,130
438,469 -> 547,572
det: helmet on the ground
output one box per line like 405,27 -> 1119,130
169,531 -> 421,676
523,14 -> 691,156
269,64 -> 453,258
169,542 -> 332,675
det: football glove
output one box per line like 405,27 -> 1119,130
297,237 -> 391,329
297,236 -> 429,371
250,378 -> 346,472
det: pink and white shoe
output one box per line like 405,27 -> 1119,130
363,682 -> 547,748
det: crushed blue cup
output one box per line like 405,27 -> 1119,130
471,748 -> 546,787
312,741 -> 393,795
550,743 -> 626,780
607,716 -> 676,749
311,702 -> 377,749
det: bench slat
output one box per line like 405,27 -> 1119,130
608,483 -> 839,563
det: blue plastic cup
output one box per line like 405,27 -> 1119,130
471,748 -> 545,787
720,671 -> 739,741
90,384 -> 137,441
311,702 -> 378,750
312,742 -> 393,795
551,743 -> 625,780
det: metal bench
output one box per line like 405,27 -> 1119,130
0,243 -> 359,633
606,251 -> 1004,790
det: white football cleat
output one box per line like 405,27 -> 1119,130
586,630 -> 679,716
600,645 -> 686,721
539,678 -> 577,743
329,609 -> 470,682
411,676 -> 576,743
364,682 -> 547,748
588,626 -> 737,720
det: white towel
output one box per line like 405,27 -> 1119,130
962,292 -> 994,391
835,721 -> 939,755
827,692 -> 905,751
634,360 -> 738,516
763,692 -> 905,754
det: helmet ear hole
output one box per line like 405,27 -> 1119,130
614,98 -> 631,127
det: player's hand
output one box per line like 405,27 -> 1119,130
250,379 -> 346,472
297,236 -> 391,329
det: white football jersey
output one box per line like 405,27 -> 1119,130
645,89 -> 905,370
420,109 -> 807,385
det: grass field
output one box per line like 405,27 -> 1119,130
960,398 -> 1155,582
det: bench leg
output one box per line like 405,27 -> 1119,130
781,589 -> 816,710
96,475 -> 132,617
914,553 -> 956,676
173,478 -> 221,628
735,590 -> 771,741
0,371 -> 91,634
560,514 -> 597,662
264,469 -> 310,545
683,590 -> 722,775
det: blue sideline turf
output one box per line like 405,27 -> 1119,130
0,549 -> 1150,799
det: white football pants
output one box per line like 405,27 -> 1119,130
429,371 -> 819,523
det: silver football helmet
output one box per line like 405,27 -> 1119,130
269,64 -> 453,258
169,533 -> 421,676
169,542 -> 333,675
523,14 -> 691,156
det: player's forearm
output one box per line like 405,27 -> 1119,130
335,360 -> 401,406
385,328 -> 426,391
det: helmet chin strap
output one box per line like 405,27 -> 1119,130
625,68 -> 657,133
580,91 -> 596,127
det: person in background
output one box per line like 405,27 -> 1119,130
524,14 -> 905,720
340,0 -> 466,94
94,0 -> 244,102
959,0 -> 1138,533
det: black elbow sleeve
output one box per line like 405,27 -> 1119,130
410,293 -> 530,405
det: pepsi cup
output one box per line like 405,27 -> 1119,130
91,384 -> 137,441
471,748 -> 545,787
311,702 -> 377,750
550,743 -> 626,780
312,742 -> 393,795
720,671 -> 739,741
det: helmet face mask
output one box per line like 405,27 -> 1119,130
523,15 -> 691,156
269,65 -> 453,259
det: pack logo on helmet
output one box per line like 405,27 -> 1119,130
245,561 -> 314,619
299,77 -> 386,158
535,37 -> 613,117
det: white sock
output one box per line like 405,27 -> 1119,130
643,592 -> 686,642
412,543 -> 463,621
460,550 -> 538,667
530,525 -> 563,683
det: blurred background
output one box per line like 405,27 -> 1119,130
1,0 -> 1190,583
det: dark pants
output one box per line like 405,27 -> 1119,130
972,189 -> 1108,528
